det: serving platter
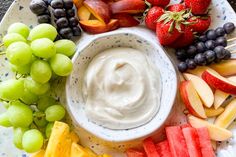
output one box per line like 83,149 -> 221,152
0,0 -> 236,156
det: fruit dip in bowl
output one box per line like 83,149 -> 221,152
66,30 -> 177,142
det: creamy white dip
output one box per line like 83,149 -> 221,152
82,47 -> 161,129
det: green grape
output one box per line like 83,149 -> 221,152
3,33 -> 26,47
20,89 -> 38,105
29,24 -> 57,41
7,23 -> 30,39
33,111 -> 48,127
37,96 -> 56,111
30,60 -> 52,84
13,127 -> 28,149
0,79 -> 24,101
24,77 -> 50,95
6,42 -> 32,66
50,54 -> 73,76
7,101 -> 33,127
54,39 -> 76,57
31,38 -> 56,59
10,63 -> 31,75
45,104 -> 65,122
45,122 -> 54,138
0,112 -> 12,127
22,129 -> 44,153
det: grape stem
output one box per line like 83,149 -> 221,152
0,98 -> 9,103
15,72 -> 27,80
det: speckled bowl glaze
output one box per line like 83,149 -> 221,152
66,30 -> 178,142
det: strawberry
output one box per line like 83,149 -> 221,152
167,4 -> 186,12
145,6 -> 164,31
169,26 -> 194,48
184,0 -> 211,15
187,16 -> 211,33
146,0 -> 170,7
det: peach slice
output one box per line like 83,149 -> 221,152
113,13 -> 139,27
187,66 -> 210,77
187,115 -> 233,141
210,60 -> 236,76
79,19 -> 119,34
202,69 -> 236,95
215,99 -> 236,128
73,0 -> 83,8
110,0 -> 146,14
183,73 -> 214,108
205,107 -> 224,118
214,90 -> 229,109
83,0 -> 111,24
180,81 -> 207,119
77,6 -> 91,21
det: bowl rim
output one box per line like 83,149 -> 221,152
65,30 -> 178,142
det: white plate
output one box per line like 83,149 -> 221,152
0,0 -> 236,156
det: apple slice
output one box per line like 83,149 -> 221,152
205,107 -> 224,118
187,115 -> 233,141
183,73 -> 214,108
113,13 -> 139,27
210,60 -> 236,76
77,6 -> 91,21
227,75 -> 236,83
187,66 -> 210,77
84,0 -> 111,24
79,19 -> 119,34
214,99 -> 236,128
202,69 -> 236,95
110,0 -> 146,14
214,90 -> 229,109
180,81 -> 207,118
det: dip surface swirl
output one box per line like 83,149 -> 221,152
83,47 -> 161,129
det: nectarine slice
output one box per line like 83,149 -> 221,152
83,0 -> 111,24
205,107 -> 224,118
110,0 -> 146,14
210,60 -> 236,76
113,13 -> 139,27
77,6 -> 91,21
180,81 -> 207,119
183,73 -> 214,108
215,99 -> 236,128
188,115 -> 233,141
214,90 -> 229,109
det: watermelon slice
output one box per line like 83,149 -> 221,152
197,127 -> 216,157
166,126 -> 190,157
156,140 -> 172,157
182,127 -> 202,157
126,149 -> 145,157
143,137 -> 160,157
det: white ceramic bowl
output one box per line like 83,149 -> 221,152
66,30 -> 177,142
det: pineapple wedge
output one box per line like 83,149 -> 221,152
31,150 -> 45,157
205,107 -> 224,117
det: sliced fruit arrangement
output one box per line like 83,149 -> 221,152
74,0 -> 143,34
126,124 -> 216,157
0,22 -> 77,153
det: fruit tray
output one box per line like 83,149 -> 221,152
0,0 -> 236,157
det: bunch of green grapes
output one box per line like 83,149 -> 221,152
0,22 -> 76,153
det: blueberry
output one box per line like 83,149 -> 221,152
56,17 -> 69,28
224,49 -> 231,60
223,22 -> 235,34
59,27 -> 73,39
69,17 -> 79,26
194,53 -> 207,66
205,40 -> 216,50
196,42 -> 207,53
215,27 -> 226,37
186,59 -> 197,69
51,0 -> 63,8
72,26 -> 82,36
178,62 -> 188,72
206,29 -> 217,40
214,46 -> 226,59
198,35 -> 207,42
204,50 -> 216,63
30,0 -> 48,15
186,46 -> 197,56
215,36 -> 227,47
175,49 -> 187,61
67,9 -> 75,17
37,14 -> 51,23
53,9 -> 66,18
63,0 -> 73,9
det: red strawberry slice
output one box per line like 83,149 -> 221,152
126,149 -> 146,157
167,3 -> 187,12
113,14 -> 139,27
184,0 -> 211,15
156,140 -> 172,157
197,127 -> 216,157
182,127 -> 202,157
145,6 -> 164,31
146,0 -> 170,7
143,137 -> 160,157
166,126 -> 190,157
188,16 -> 211,33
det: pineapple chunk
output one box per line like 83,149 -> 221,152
31,150 -> 45,157
205,107 -> 224,117
71,142 -> 89,157
215,99 -> 236,128
84,147 -> 97,157
70,131 -> 80,144
214,90 -> 229,109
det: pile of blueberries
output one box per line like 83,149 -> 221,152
30,0 -> 81,39
177,22 -> 235,72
